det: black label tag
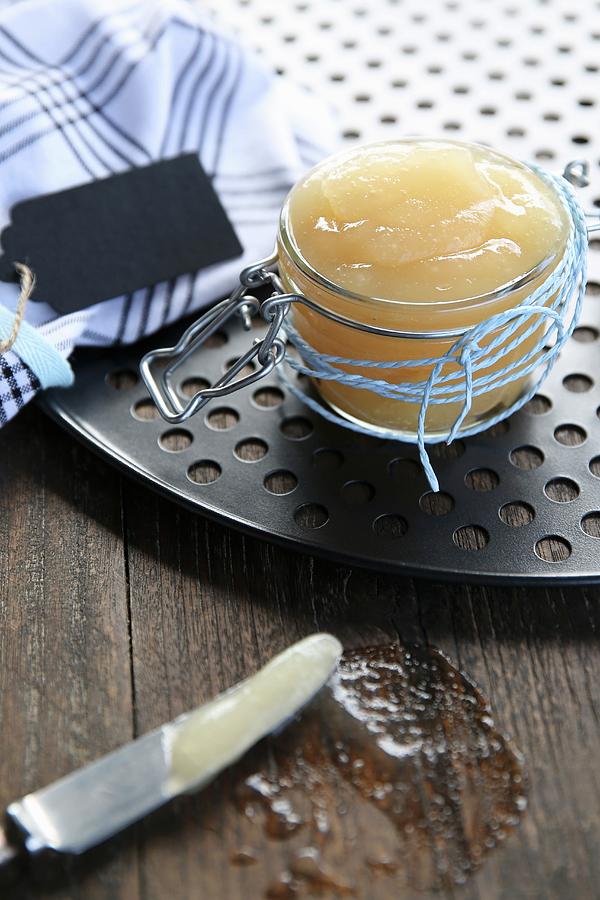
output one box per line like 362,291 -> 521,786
0,155 -> 243,314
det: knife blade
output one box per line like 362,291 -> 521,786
1,633 -> 342,881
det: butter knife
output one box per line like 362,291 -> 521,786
0,633 -> 341,883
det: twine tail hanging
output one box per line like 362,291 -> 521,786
0,262 -> 35,354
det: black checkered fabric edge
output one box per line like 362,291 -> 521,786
0,349 -> 40,425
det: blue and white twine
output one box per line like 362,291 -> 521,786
276,167 -> 589,492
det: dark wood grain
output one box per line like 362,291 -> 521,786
0,408 -> 137,900
2,406 -> 600,899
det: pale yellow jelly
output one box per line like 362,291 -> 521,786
278,139 -> 570,437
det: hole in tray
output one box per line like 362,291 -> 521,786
572,327 -> 599,343
159,429 -> 193,452
235,438 -> 268,462
206,408 -> 239,430
429,440 -> 465,460
499,502 -> 535,527
535,536 -> 571,562
524,394 -> 552,414
180,377 -> 210,398
253,387 -> 284,408
464,468 -> 499,491
563,374 -> 593,393
264,470 -> 298,495
544,477 -> 580,502
453,525 -> 489,550
389,458 -> 421,482
294,503 -> 329,529
419,491 -> 454,516
581,513 -> 600,538
510,446 -> 544,469
484,420 -> 510,438
132,398 -> 159,420
187,460 -> 221,484
373,514 -> 408,539
281,417 -> 313,439
554,424 -> 586,446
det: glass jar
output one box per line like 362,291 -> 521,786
276,139 -> 571,439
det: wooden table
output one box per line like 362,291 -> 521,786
2,404 -> 600,900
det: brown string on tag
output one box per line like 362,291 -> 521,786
0,262 -> 35,354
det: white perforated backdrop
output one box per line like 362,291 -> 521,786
205,0 -> 600,281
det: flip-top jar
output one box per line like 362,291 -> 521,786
277,139 -> 570,438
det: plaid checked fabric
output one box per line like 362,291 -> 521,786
0,0 -> 334,427
0,348 -> 39,425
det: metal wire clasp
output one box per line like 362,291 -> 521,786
139,250 -> 289,424
563,159 -> 600,236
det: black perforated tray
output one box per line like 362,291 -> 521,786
41,289 -> 600,584
39,0 -> 600,584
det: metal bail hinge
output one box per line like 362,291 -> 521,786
561,159 -> 600,238
139,251 -> 288,425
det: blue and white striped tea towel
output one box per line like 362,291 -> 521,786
0,0 -> 335,426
